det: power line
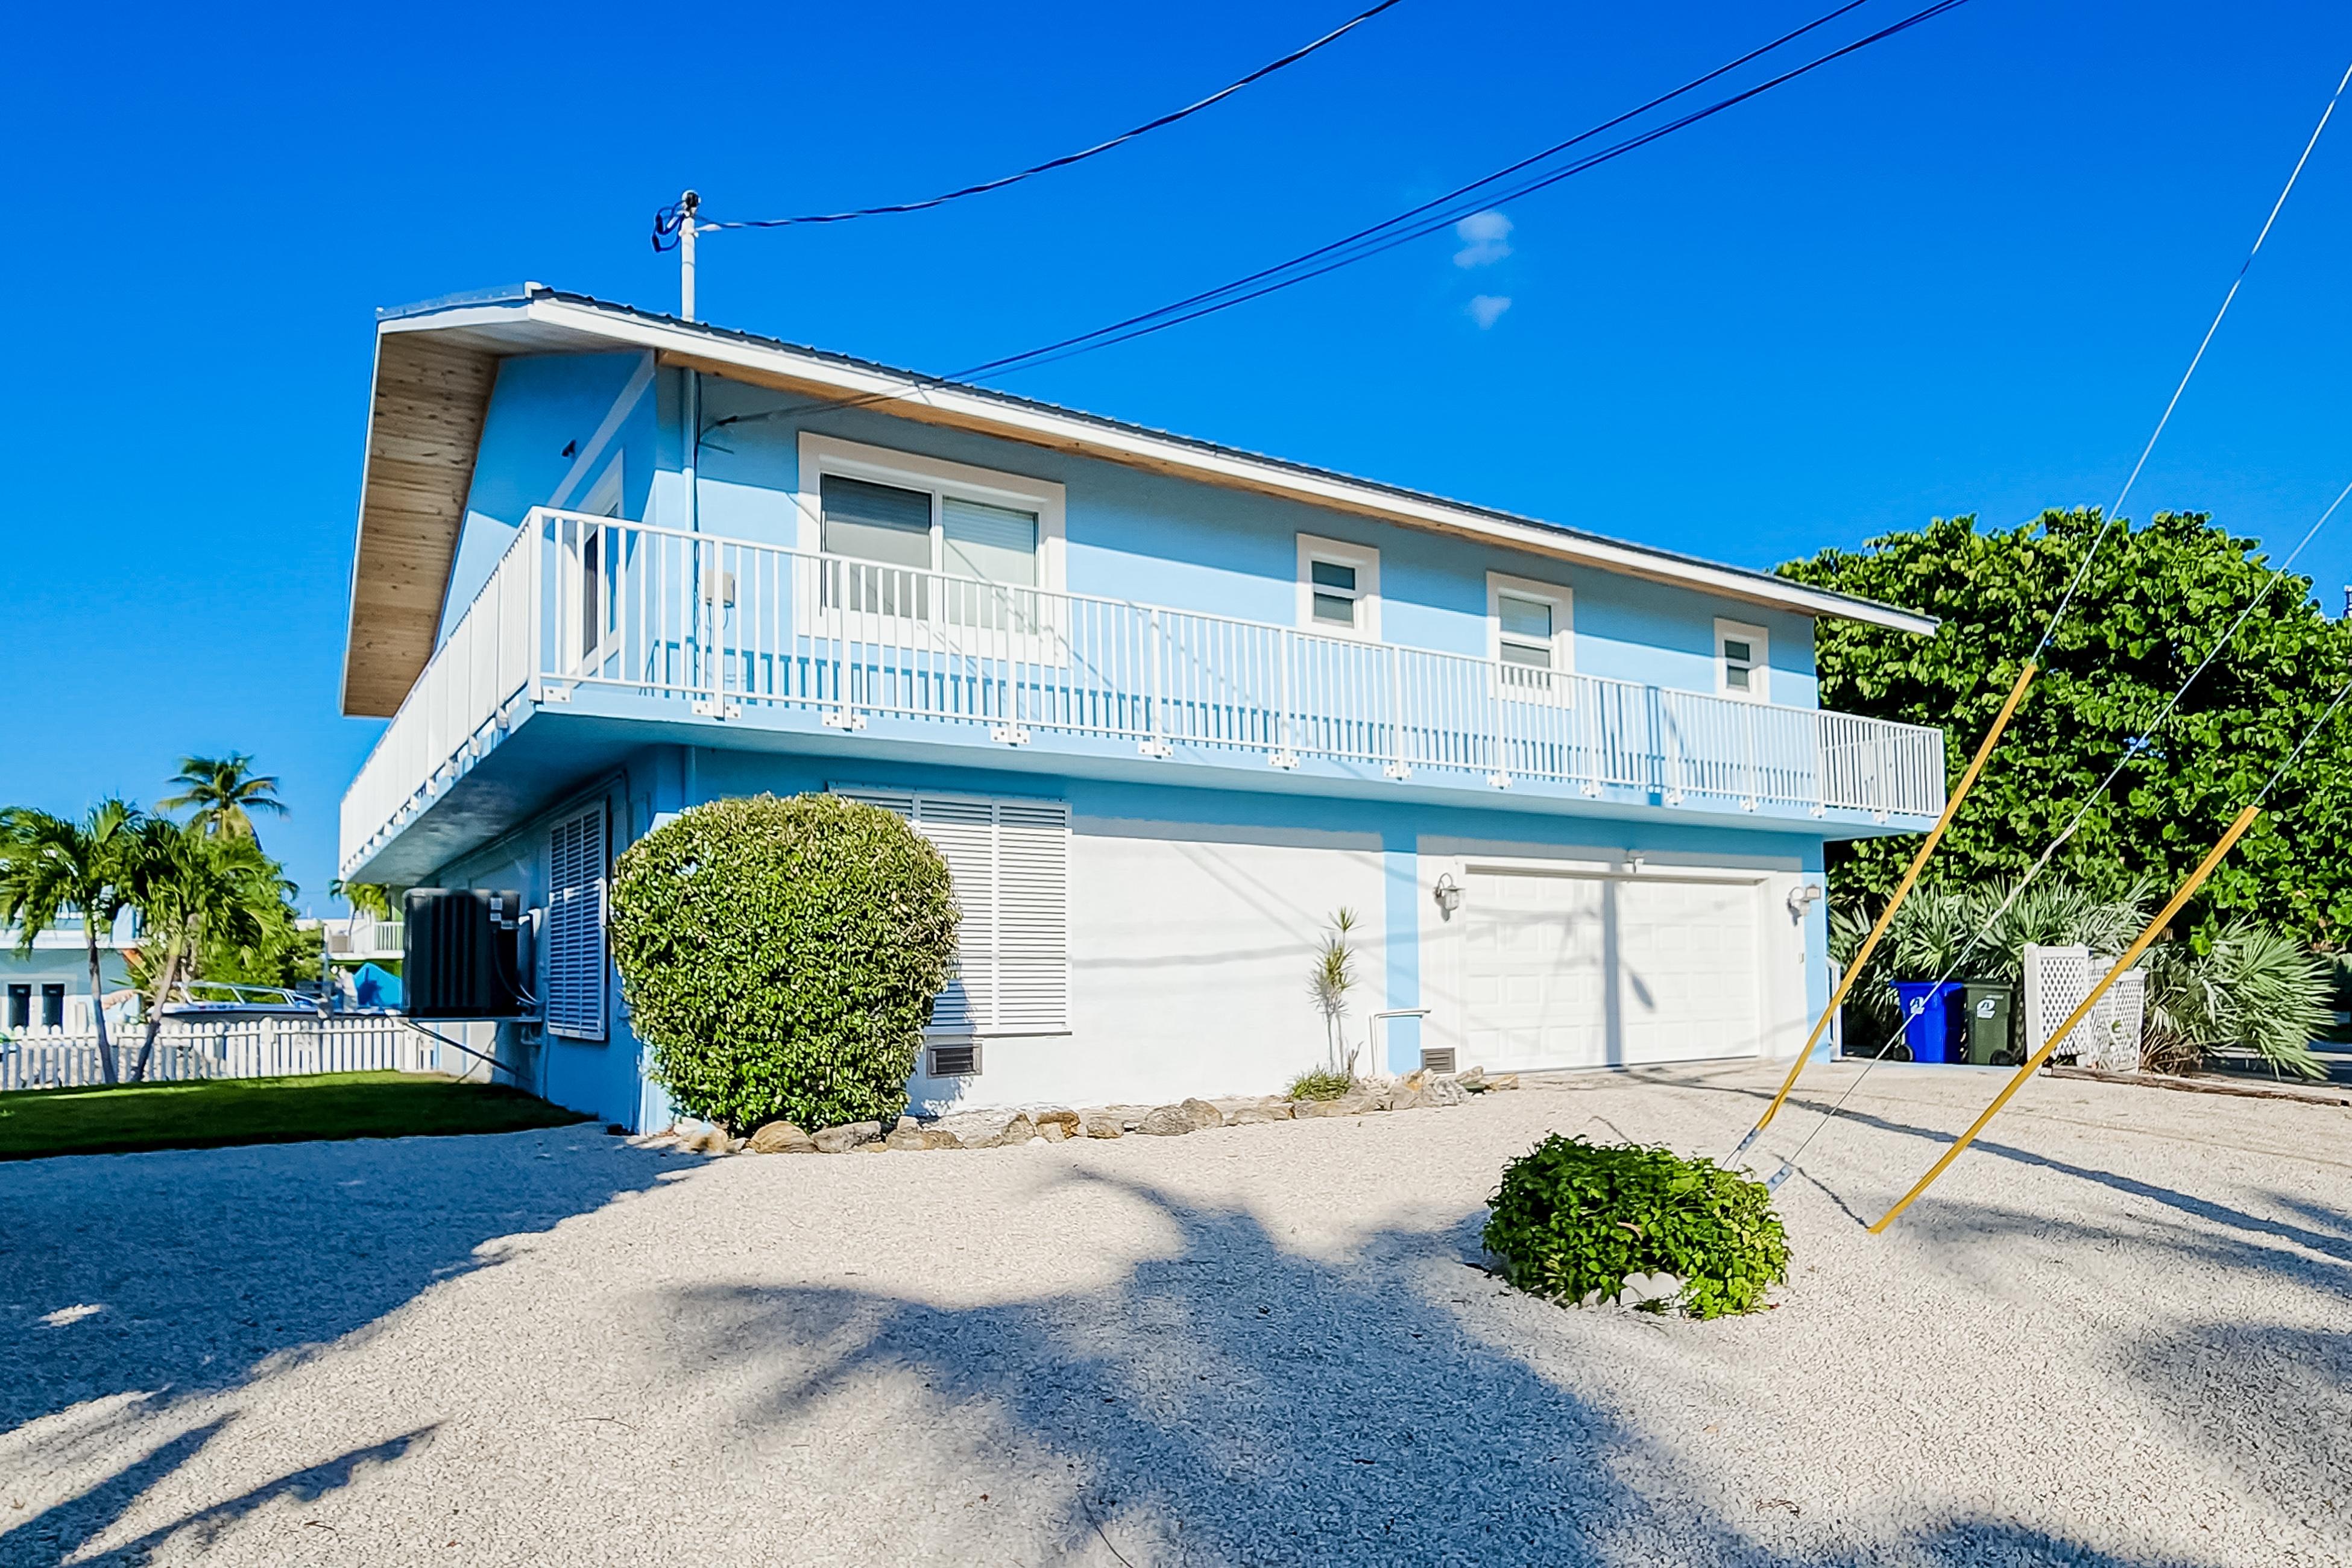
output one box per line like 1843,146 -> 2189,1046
704,0 -> 1972,438
2032,55 -> 2352,657
954,0 -> 1967,382
654,0 -> 1407,249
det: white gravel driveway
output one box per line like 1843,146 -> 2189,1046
3,1063 -> 2347,1567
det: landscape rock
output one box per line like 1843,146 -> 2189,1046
1080,1113 -> 1124,1139
931,1109 -> 1035,1149
1030,1109 -> 1082,1137
1420,1074 -> 1468,1107
681,1126 -> 733,1155
1487,1074 -> 1520,1092
748,1121 -> 816,1155
1178,1097 -> 1225,1130
883,1126 -> 932,1152
1225,1101 -> 1293,1124
1137,1104 -> 1198,1136
1616,1271 -> 1684,1309
812,1121 -> 883,1154
1458,1066 -> 1489,1092
1038,1121 -> 1069,1142
1291,1094 -> 1378,1119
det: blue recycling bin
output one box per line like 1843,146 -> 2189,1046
1891,981 -> 1964,1063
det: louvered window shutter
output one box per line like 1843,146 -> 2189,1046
834,789 -> 1069,1034
546,805 -> 607,1039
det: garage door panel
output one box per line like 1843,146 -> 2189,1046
1460,870 -> 1761,1072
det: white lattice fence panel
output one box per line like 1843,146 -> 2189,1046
2023,943 -> 2144,1069
2081,968 -> 2146,1072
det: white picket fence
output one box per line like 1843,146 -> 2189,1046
0,1016 -> 438,1092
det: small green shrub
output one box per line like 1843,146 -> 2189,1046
1286,1066 -> 1355,1101
1482,1136 -> 1791,1319
608,793 -> 959,1133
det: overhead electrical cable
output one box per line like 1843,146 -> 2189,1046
1734,51 -> 2352,1170
655,0 -> 1407,245
951,0 -> 1967,382
1759,475 -> 2352,1194
704,0 -> 1970,442
2031,53 -> 2352,656
1866,678 -> 2352,1232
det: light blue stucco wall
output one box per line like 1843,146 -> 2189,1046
425,738 -> 1834,1129
438,356 -> 1820,705
407,352 -> 1858,1125
437,351 -> 661,647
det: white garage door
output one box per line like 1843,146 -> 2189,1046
1460,869 -> 1762,1071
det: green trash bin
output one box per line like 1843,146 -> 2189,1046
1956,980 -> 2015,1065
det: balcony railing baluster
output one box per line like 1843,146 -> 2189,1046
339,508 -> 1948,875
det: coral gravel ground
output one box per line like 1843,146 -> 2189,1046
1,1062 -> 2346,1566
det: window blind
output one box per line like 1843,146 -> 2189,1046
834,789 -> 1070,1035
820,474 -> 932,568
941,497 -> 1039,586
546,805 -> 607,1039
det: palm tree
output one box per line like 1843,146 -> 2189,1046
160,754 -> 286,841
329,879 -> 393,919
0,800 -> 143,1083
121,822 -> 277,1081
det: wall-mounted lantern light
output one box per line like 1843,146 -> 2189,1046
1433,873 -> 1463,917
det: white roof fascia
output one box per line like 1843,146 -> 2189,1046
389,295 -> 1937,636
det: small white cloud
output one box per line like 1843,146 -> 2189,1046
1468,295 -> 1513,329
1453,210 -> 1513,268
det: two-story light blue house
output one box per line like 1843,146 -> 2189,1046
334,284 -> 1943,1133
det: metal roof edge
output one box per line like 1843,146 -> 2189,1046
370,288 -> 1940,637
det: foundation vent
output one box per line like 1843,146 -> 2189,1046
929,1042 -> 982,1078
1419,1047 -> 1458,1075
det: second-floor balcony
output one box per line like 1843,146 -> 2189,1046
341,510 -> 1947,879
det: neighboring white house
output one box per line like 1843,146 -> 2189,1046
332,284 -> 1946,1132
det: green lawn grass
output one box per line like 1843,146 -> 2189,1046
0,1071 -> 590,1161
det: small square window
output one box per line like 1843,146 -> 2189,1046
1297,536 -> 1379,639
40,983 -> 65,1030
1715,620 -> 1768,701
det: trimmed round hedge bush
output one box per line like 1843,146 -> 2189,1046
1481,1136 -> 1790,1319
608,793 -> 959,1133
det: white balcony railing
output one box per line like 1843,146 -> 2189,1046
342,510 -> 1947,874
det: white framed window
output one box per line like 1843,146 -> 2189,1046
546,804 -> 607,1039
797,433 -> 1066,599
1715,618 -> 1769,702
833,788 -> 1070,1037
1487,572 -> 1572,699
1296,534 -> 1381,640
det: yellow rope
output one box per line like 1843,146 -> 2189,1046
1867,803 -> 2262,1233
1741,660 -> 2037,1147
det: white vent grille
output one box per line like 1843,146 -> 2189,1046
836,789 -> 1070,1036
546,805 -> 607,1039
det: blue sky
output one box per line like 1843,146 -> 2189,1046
5,0 -> 2351,904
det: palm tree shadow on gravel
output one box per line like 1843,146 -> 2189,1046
0,1129 -> 670,1437
658,1167 -> 2209,1568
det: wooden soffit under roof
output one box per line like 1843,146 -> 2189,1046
339,333 -> 497,717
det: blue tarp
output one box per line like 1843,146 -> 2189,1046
353,962 -> 403,1010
